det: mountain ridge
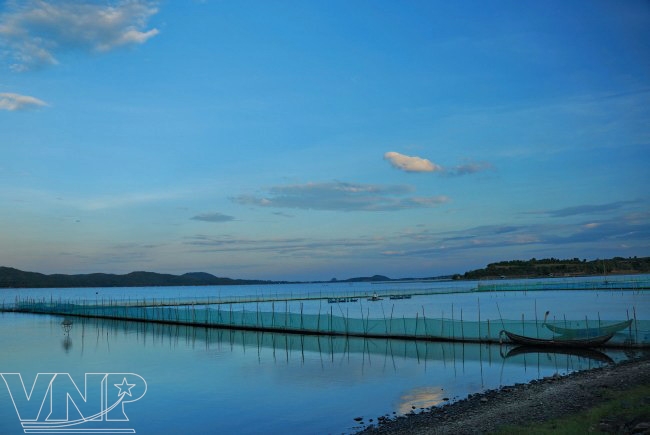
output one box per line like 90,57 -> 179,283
2,256 -> 648,288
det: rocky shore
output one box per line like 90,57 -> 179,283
358,355 -> 650,434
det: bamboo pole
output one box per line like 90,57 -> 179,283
633,306 -> 638,343
460,308 -> 464,341
534,299 -> 538,338
451,304 -> 455,340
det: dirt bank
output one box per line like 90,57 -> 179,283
358,355 -> 650,434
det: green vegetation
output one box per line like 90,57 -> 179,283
496,384 -> 650,435
463,256 -> 650,280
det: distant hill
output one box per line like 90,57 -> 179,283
0,267 -> 281,288
462,256 -> 650,280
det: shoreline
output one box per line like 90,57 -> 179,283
358,353 -> 650,434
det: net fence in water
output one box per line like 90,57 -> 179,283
477,277 -> 650,292
6,298 -> 648,347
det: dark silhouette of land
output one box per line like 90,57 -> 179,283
461,256 -> 650,280
0,267 -> 280,288
0,256 -> 648,288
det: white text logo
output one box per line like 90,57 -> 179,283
1,373 -> 147,433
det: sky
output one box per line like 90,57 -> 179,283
1,0 -> 649,281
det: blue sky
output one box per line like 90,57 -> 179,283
1,0 -> 649,280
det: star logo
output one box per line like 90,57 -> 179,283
114,377 -> 136,398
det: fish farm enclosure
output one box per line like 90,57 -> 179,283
3,276 -> 649,348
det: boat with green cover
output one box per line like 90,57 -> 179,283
544,319 -> 632,339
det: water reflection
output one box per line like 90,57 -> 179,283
60,318 -> 73,353
65,315 -> 634,376
502,345 -> 615,364
398,386 -> 446,414
20,314 -> 640,434
61,335 -> 72,353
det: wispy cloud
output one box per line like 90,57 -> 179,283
0,92 -> 47,110
5,188 -> 186,211
78,190 -> 183,211
0,0 -> 160,71
446,161 -> 493,177
191,212 -> 235,223
185,234 -> 379,257
534,200 -> 636,218
384,152 -> 441,173
233,181 -> 449,212
185,210 -> 650,268
384,212 -> 650,259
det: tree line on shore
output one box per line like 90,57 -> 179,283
461,256 -> 650,280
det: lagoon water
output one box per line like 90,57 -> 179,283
1,277 -> 648,434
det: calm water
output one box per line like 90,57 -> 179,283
1,278 -> 648,434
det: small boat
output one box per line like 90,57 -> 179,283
367,293 -> 382,301
544,319 -> 632,338
503,345 -> 614,364
500,329 -> 614,348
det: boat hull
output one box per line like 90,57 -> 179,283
504,345 -> 614,364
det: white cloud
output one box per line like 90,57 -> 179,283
0,0 -> 160,71
0,92 -> 47,110
384,151 -> 442,173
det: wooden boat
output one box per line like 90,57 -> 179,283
500,329 -> 614,348
544,319 -> 632,338
503,345 -> 614,364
